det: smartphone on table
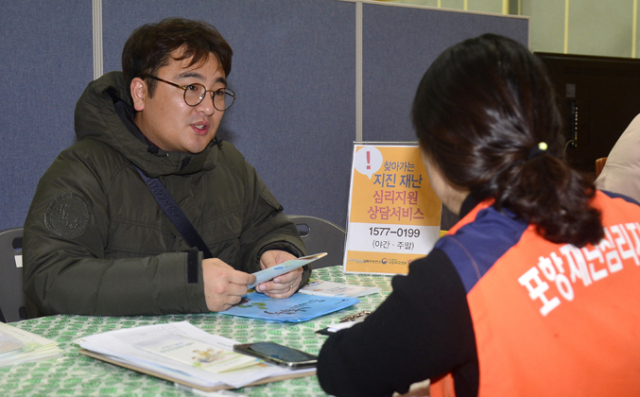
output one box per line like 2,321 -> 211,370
233,342 -> 318,368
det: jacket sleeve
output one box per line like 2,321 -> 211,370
316,249 -> 479,397
23,149 -> 210,316
236,160 -> 310,286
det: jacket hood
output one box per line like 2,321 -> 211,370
74,71 -> 218,177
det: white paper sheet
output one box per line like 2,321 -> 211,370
76,321 -> 312,389
0,322 -> 62,367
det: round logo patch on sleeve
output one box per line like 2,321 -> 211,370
44,192 -> 91,238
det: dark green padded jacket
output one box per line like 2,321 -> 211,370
23,71 -> 307,316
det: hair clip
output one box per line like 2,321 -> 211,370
527,141 -> 549,159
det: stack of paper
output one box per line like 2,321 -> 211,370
76,322 -> 314,392
0,322 -> 62,367
299,279 -> 380,298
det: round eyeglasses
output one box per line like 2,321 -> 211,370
144,75 -> 236,111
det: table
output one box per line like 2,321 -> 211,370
0,266 -> 393,397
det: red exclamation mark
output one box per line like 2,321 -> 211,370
366,151 -> 371,170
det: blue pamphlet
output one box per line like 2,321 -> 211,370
221,292 -> 359,323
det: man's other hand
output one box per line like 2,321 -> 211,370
202,258 -> 256,312
256,250 -> 301,299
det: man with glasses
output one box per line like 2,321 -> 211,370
22,18 -> 308,316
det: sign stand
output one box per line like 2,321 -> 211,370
343,143 -> 441,275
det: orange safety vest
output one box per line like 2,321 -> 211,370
431,191 -> 640,397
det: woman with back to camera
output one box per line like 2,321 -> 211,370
316,34 -> 640,397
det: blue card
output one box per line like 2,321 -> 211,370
248,253 -> 327,289
221,292 -> 359,323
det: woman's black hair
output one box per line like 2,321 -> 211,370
412,34 -> 603,247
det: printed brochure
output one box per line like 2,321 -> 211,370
221,292 -> 359,323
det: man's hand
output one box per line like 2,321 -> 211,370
255,250 -> 302,299
202,258 -> 256,312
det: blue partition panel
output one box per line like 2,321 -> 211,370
0,0 -> 93,230
0,0 -> 528,232
102,0 -> 356,228
362,4 -> 529,142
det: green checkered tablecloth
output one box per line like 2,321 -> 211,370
1,266 -> 393,397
